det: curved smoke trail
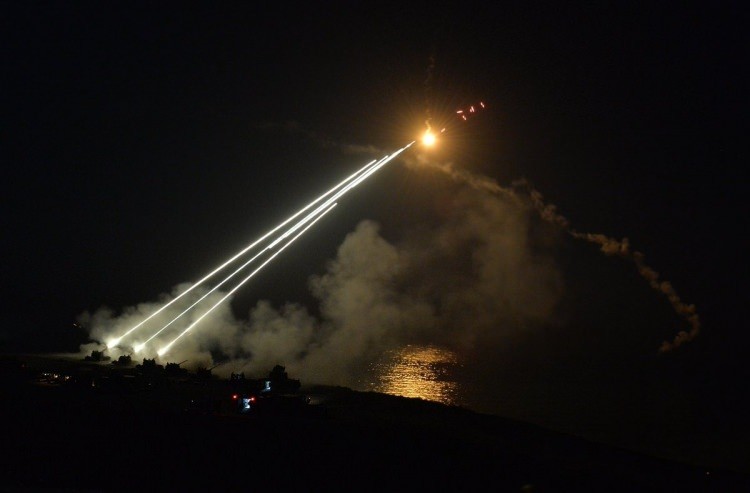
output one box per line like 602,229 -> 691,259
410,156 -> 700,352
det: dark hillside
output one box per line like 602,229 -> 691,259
1,372 -> 745,491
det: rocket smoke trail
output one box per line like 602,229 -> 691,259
424,52 -> 436,132
412,156 -> 701,352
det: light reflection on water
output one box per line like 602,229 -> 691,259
365,345 -> 462,406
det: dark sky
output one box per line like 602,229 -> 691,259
2,1 -> 747,468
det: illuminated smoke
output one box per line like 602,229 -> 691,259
228,186 -> 563,384
410,155 -> 701,352
79,282 -> 236,367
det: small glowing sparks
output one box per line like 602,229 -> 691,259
455,100 -> 486,123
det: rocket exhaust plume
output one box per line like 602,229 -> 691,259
112,142 -> 414,350
413,158 -> 701,352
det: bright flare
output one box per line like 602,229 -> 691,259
422,131 -> 436,146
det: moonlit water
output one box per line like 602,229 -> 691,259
363,345 -> 463,406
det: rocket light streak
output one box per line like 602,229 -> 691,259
142,145 -> 411,351
157,203 -> 338,357
137,156 -> 390,351
120,141 -> 414,351
265,153 -> 390,249
108,155 -> 385,348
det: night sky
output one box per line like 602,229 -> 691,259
3,2 -> 747,470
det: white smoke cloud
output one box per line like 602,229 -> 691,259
235,189 -> 563,384
77,282 -> 241,370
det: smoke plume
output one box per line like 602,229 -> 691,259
409,157 -> 701,352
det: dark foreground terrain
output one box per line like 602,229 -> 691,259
1,366 -> 747,492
